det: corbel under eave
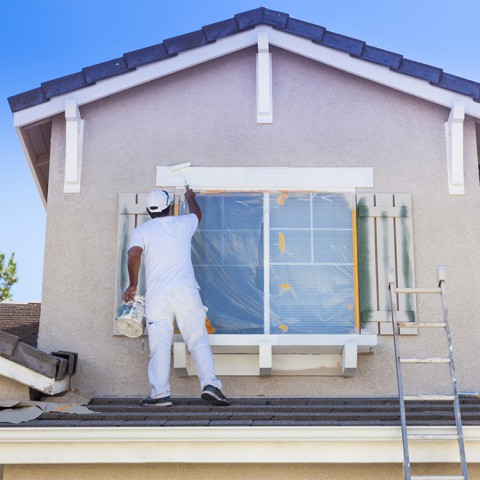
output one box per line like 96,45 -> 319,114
445,102 -> 465,195
256,31 -> 273,124
64,99 -> 84,193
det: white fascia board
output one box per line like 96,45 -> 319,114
12,29 -> 259,128
1,426 -> 480,464
14,26 -> 480,129
266,28 -> 480,119
157,166 -> 374,190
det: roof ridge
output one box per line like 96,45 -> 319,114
8,6 -> 480,113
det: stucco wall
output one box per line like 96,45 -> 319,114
0,377 -> 29,401
6,463 -> 480,480
38,46 -> 480,398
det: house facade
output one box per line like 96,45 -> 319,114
3,7 -> 480,478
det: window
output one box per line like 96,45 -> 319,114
185,191 -> 356,335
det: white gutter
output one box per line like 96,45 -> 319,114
1,426 -> 479,464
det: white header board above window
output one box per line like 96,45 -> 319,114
156,167 -> 374,191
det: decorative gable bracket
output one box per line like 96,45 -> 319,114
64,99 -> 84,193
445,102 -> 465,195
256,31 -> 273,124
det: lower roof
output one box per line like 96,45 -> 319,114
1,396 -> 480,465
3,396 -> 480,428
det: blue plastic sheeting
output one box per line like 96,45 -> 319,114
184,192 -> 355,335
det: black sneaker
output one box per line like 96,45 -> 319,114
201,385 -> 230,406
140,396 -> 172,407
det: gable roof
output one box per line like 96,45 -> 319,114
7,6 -> 480,114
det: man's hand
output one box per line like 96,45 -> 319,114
185,186 -> 201,223
185,186 -> 196,201
123,285 -> 137,303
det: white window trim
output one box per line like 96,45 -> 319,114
156,166 -> 374,190
154,167 -> 377,376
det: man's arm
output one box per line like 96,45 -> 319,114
185,186 -> 201,223
123,246 -> 143,302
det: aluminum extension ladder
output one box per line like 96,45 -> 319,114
388,265 -> 468,480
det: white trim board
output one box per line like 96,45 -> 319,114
0,356 -> 70,396
13,26 -> 480,128
1,425 -> 480,464
156,166 -> 374,190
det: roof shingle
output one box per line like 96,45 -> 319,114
0,303 -> 40,347
3,396 -> 480,428
7,7 -> 480,113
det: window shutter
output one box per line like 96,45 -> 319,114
356,193 -> 416,335
113,193 -> 148,335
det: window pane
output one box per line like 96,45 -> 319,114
191,193 -> 264,334
270,265 -> 355,334
313,230 -> 353,264
268,192 -> 355,334
185,190 -> 355,335
270,193 -> 311,228
270,230 -> 311,264
312,193 -> 353,228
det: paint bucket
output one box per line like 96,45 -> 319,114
116,295 -> 146,338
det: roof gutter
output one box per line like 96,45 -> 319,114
1,425 -> 480,464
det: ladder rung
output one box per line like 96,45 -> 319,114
411,476 -> 465,480
397,322 -> 446,328
394,287 -> 442,294
408,433 -> 459,440
400,357 -> 450,364
404,395 -> 455,401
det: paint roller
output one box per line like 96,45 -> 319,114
170,162 -> 192,215
170,162 -> 191,187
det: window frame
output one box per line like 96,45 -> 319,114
184,190 -> 360,336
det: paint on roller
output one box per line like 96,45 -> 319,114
279,232 -> 285,253
170,162 -> 192,186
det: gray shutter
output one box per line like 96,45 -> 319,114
356,193 -> 416,335
113,193 -> 148,335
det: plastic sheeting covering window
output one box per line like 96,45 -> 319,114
183,192 -> 355,335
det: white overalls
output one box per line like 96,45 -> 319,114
129,214 -> 222,398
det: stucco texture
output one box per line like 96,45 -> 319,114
6,463 -> 479,480
38,45 -> 480,398
0,377 -> 29,401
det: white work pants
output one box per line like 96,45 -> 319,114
145,286 -> 222,398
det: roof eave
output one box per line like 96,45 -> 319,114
13,25 -> 480,131
1,425 -> 480,464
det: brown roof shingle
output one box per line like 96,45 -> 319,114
0,303 -> 40,347
3,396 -> 480,428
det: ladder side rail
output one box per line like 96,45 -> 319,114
389,275 -> 411,480
439,277 -> 468,479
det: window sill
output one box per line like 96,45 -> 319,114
173,334 -> 377,377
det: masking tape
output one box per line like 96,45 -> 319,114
279,233 -> 285,253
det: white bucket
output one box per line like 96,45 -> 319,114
117,295 -> 146,338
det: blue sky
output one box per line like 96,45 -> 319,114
2,0 -> 480,302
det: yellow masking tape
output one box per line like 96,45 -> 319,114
279,233 -> 285,253
278,193 -> 289,206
